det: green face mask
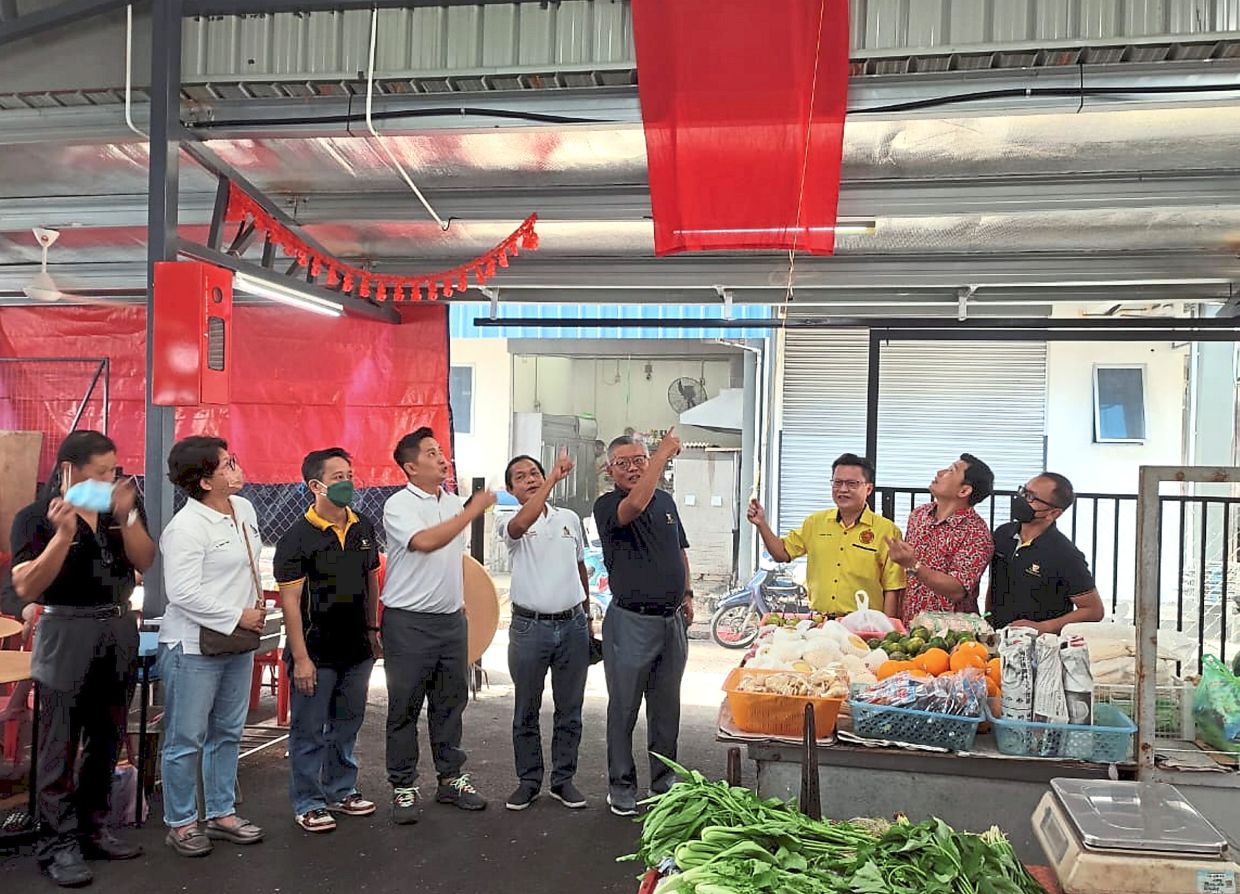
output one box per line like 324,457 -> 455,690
319,480 -> 355,508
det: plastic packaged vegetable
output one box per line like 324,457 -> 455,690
1194,655 -> 1240,753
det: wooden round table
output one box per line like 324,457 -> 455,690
462,555 -> 500,664
0,649 -> 32,685
0,616 -> 23,642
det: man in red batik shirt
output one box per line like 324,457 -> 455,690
884,455 -> 995,626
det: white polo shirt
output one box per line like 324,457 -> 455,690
159,495 -> 262,655
499,506 -> 586,614
382,484 -> 466,614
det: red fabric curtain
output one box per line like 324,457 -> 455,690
0,305 -> 450,486
632,0 -> 850,256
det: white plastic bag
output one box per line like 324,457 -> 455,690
839,591 -> 895,636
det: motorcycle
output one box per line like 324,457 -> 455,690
709,563 -> 809,649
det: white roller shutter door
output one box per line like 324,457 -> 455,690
778,332 -> 1047,534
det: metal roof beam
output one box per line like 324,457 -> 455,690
0,0 -> 134,48
10,171 -> 1240,229
185,0 -> 526,12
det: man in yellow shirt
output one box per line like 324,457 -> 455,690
747,453 -> 905,616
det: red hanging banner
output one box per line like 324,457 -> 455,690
632,0 -> 850,256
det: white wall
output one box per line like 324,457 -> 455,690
1045,340 -> 1189,494
450,338 -> 512,489
512,355 -> 737,444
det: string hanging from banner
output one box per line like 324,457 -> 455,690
223,182 -> 538,303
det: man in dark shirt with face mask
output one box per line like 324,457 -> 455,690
987,472 -> 1106,633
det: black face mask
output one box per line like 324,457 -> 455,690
1010,496 -> 1037,524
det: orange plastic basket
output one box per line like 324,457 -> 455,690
722,667 -> 844,738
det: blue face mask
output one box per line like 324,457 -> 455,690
64,478 -> 115,513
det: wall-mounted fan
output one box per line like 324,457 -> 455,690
668,376 -> 707,412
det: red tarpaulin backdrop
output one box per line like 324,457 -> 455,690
0,305 -> 450,486
631,0 -> 850,255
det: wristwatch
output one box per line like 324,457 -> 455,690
126,509 -> 141,529
909,561 -> 922,576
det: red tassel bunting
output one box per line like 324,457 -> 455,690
359,279 -> 371,298
498,249 -> 509,268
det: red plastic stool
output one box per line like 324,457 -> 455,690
250,649 -> 290,726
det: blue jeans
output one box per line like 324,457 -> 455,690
288,658 -> 374,816
507,609 -> 589,788
158,644 -> 254,828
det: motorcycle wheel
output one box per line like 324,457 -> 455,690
710,605 -> 760,649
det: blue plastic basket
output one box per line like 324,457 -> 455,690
849,697 -> 984,751
985,702 -> 1136,763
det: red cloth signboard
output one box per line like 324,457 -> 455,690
632,0 -> 850,255
0,305 -> 450,486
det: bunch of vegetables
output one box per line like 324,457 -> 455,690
626,758 -> 1047,894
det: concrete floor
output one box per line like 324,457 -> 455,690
0,637 -> 745,893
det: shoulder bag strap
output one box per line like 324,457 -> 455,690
239,514 -> 265,609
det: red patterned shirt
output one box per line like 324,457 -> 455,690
900,502 -> 994,626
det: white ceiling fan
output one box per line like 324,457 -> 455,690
21,228 -> 126,305
23,227 -> 68,302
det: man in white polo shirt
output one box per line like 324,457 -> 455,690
380,427 -> 495,824
499,452 -> 592,813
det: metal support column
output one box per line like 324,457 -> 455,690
864,329 -> 882,479
142,0 -> 183,617
738,343 -> 759,579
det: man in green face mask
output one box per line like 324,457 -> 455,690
274,448 -> 383,833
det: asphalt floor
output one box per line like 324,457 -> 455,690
0,636 -> 744,893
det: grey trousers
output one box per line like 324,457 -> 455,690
601,605 -> 688,800
382,608 -> 468,787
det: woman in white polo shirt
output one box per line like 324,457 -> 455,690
158,436 -> 268,858
500,451 -> 592,812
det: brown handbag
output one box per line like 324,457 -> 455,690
199,515 -> 265,656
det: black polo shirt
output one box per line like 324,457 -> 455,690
989,521 -> 1095,630
10,498 -> 140,607
274,506 -> 380,668
594,487 -> 689,614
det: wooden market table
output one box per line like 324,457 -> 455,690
0,650 -> 37,845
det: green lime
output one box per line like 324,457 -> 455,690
928,637 -> 948,652
867,638 -> 883,650
888,651 -> 908,662
912,627 -> 932,642
905,637 -> 926,654
884,631 -> 903,644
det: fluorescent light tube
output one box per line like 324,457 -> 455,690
233,271 -> 343,318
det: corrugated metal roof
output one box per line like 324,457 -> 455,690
448,302 -> 770,340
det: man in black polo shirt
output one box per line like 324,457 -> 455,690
275,448 -> 381,833
987,472 -> 1106,633
593,429 -> 691,817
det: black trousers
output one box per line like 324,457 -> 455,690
382,608 -> 468,788
32,615 -> 136,861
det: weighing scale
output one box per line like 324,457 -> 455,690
1033,778 -> 1239,894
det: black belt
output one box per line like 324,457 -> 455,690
511,604 -> 582,622
42,603 -> 127,620
613,602 -> 680,618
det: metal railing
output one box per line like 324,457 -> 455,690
875,486 -> 1240,670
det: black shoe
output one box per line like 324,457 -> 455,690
504,783 -> 540,811
549,781 -> 588,809
391,786 -> 421,825
41,848 -> 93,888
80,830 -> 143,861
436,773 -> 487,811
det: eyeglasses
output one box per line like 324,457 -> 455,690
1017,485 -> 1063,510
610,456 -> 649,471
831,479 -> 866,491
220,454 -> 239,473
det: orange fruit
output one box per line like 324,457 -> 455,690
949,649 -> 987,673
877,660 -> 903,681
916,648 -> 950,677
954,640 -> 988,660
907,669 -> 932,681
985,676 -> 1001,697
987,657 -> 1002,682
